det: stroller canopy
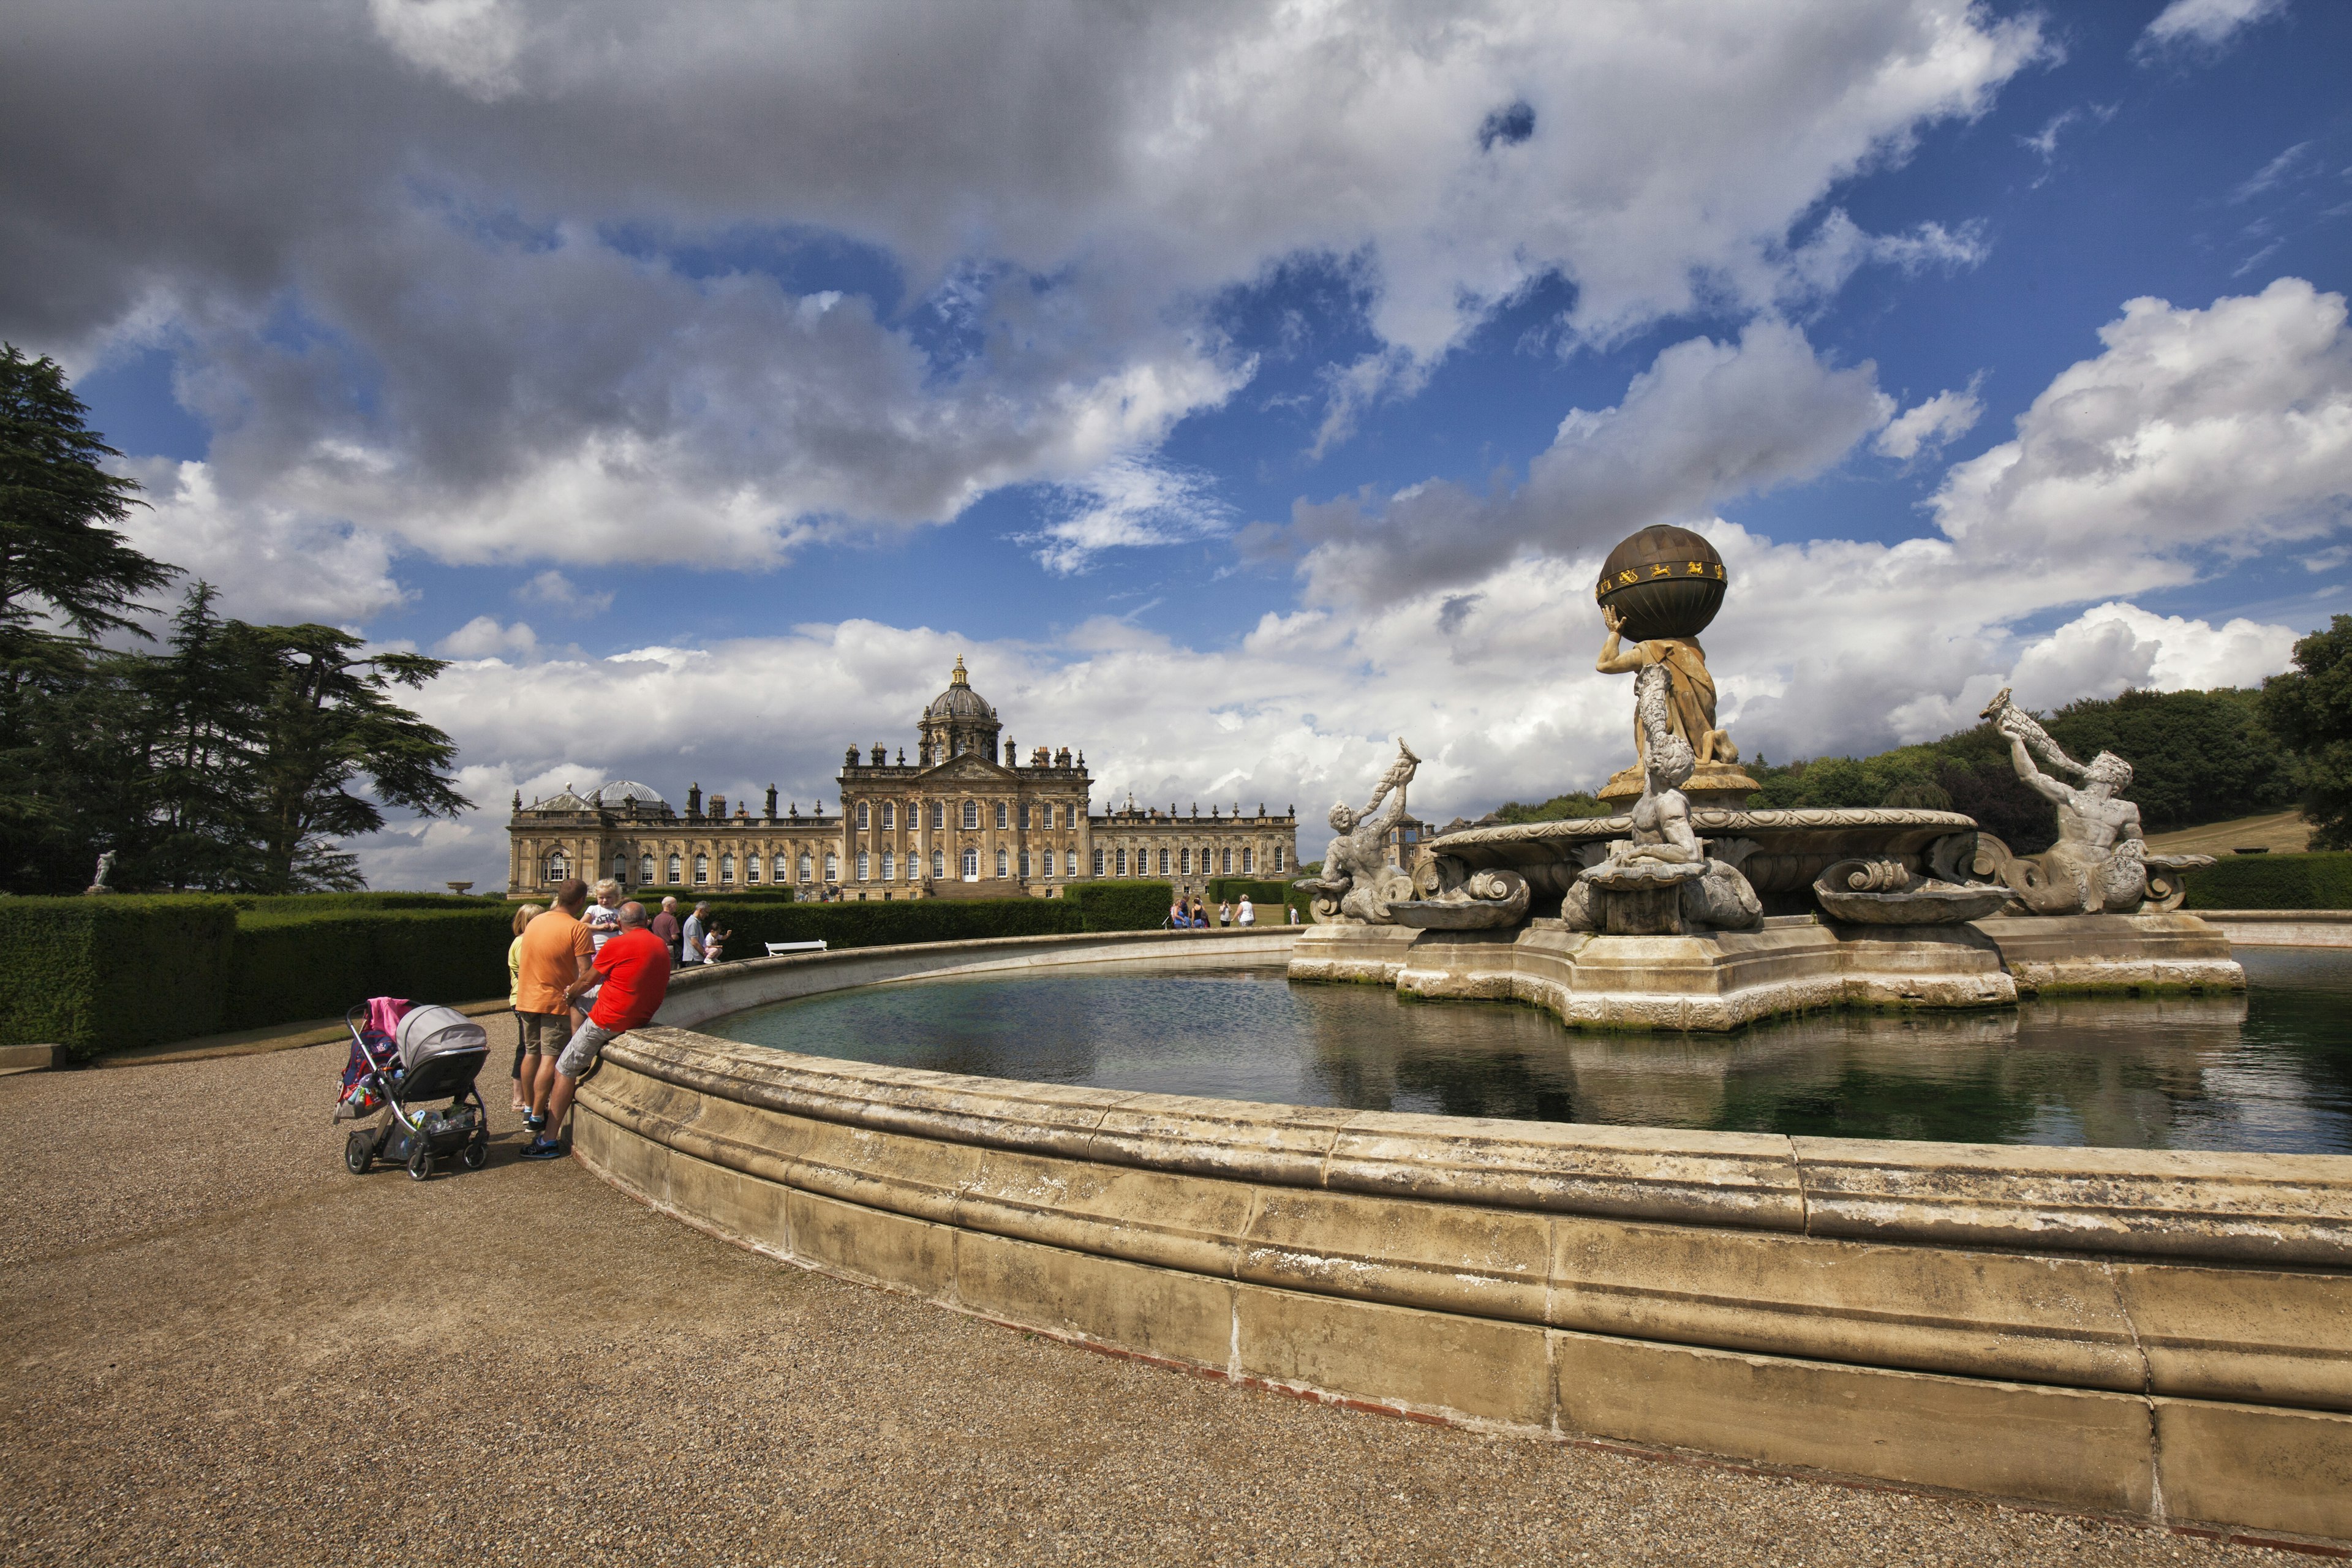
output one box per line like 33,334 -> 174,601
395,1005 -> 491,1072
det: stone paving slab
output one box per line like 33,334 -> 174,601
0,1043 -> 2320,1566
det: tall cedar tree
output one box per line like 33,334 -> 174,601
2261,616 -> 2352,850
0,345 -> 171,887
246,624 -> 472,892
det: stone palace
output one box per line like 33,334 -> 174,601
505,658 -> 1299,901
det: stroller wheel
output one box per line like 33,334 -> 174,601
344,1131 -> 373,1175
407,1144 -> 434,1182
459,1134 -> 489,1172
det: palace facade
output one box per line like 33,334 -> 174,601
505,658 -> 1299,901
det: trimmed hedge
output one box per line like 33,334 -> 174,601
1066,880 -> 1181,932
0,896 -> 238,1060
229,891 -> 506,916
2181,851 -> 2352,911
696,896 -> 1080,956
224,907 -> 518,1031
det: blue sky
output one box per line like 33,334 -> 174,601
5,0 -> 2349,885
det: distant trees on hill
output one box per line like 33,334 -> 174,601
1492,686 -> 2301,855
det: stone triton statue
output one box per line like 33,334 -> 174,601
1294,739 -> 1420,924
1979,688 -> 2157,916
1564,665 -> 1761,934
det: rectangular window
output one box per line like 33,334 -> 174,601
882,802 -> 895,830
995,801 -> 1008,829
857,852 -> 870,882
1091,848 -> 1104,877
962,800 -> 978,830
856,801 -> 870,829
1242,848 -> 1254,874
881,851 -> 894,881
1115,848 -> 1127,876
962,848 -> 979,880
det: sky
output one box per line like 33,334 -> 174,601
4,0 -> 2350,887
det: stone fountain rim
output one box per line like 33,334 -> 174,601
1434,807 -> 1979,849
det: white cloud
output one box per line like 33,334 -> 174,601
1019,458 -> 1238,575
115,458 -> 407,624
2232,141 -> 2313,204
1929,278 -> 2352,584
1256,318 -> 1894,606
4,1 -> 2046,571
2135,0 -> 2288,58
2004,601 -> 2297,710
434,616 -> 538,658
516,570 -> 614,616
1873,382 -> 1983,461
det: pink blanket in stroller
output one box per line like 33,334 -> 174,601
339,997 -> 417,1115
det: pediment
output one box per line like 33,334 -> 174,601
917,755 -> 1013,784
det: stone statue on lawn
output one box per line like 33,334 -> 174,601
1295,740 -> 1420,924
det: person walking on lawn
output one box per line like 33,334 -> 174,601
513,880 -> 593,1137
522,900 -> 672,1160
1237,894 -> 1255,927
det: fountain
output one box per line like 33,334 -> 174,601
1291,523 -> 2239,1028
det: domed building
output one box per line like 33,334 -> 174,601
504,658 -> 1298,902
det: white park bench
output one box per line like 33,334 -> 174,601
764,940 -> 829,956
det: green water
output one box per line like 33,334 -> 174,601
703,948 -> 2352,1152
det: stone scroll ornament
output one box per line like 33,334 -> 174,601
1972,688 -> 2212,915
1561,665 -> 1762,935
1291,739 -> 1423,925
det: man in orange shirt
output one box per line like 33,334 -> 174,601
521,900 -> 672,1160
513,878 -> 594,1137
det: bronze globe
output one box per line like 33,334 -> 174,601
1594,524 -> 1727,641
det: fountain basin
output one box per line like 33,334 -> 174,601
568,933 -> 2352,1546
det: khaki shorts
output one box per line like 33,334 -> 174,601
556,1019 -> 623,1078
518,1011 -> 571,1057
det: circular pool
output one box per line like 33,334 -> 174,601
704,946 -> 2352,1153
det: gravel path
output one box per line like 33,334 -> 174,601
0,1042 -> 2311,1566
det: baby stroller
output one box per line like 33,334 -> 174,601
335,997 -> 491,1180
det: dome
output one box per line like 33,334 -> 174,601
923,655 -> 995,721
597,780 -> 668,805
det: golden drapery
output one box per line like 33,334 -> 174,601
1632,638 -> 1717,760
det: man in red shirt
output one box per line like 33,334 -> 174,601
521,900 -> 673,1161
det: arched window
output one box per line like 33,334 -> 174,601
797,853 -> 813,882
613,850 -> 629,882
639,853 -> 655,883
856,852 -> 870,882
1018,851 -> 1030,878
772,854 -> 788,882
547,850 -> 568,882
882,802 -> 895,830
1180,847 -> 1192,875
1242,848 -> 1254,873
961,800 -> 978,830
1156,848 -> 1169,875
823,852 -> 839,881
720,853 -> 736,884
1221,848 -> 1232,874
1115,848 -> 1127,876
666,853 -> 681,882
1019,802 -> 1031,829
693,853 -> 709,884
962,848 -> 979,880
931,850 -> 945,878
995,848 -> 1008,877
745,855 -> 761,883
1273,845 -> 1286,872
856,801 -> 870,829
930,802 -> 944,831
1091,848 -> 1104,877
994,802 -> 1008,829
1039,849 -> 1053,877
881,851 -> 894,881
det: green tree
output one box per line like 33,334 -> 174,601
2261,617 -> 2352,850
1494,790 -> 1612,823
243,625 -> 473,892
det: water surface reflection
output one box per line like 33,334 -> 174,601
704,948 -> 2352,1152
